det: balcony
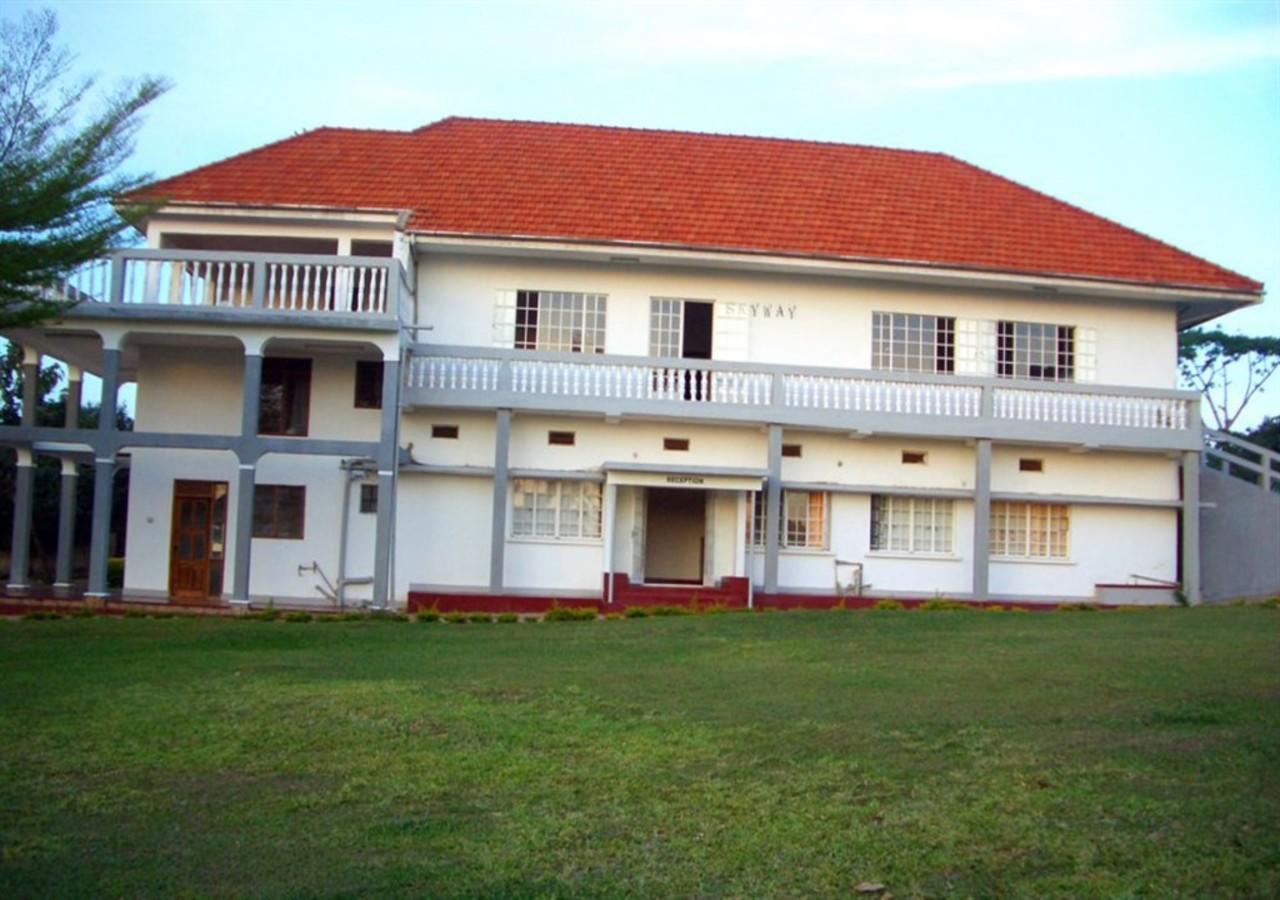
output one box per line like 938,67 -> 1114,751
55,248 -> 413,328
405,346 -> 1201,451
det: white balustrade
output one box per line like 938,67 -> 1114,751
993,388 -> 1188,430
783,374 -> 982,417
121,256 -> 256,307
408,356 -> 501,392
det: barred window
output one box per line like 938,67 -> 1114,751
870,496 -> 954,554
872,312 -> 955,373
997,321 -> 1075,382
990,501 -> 1069,559
750,491 -> 828,550
515,290 -> 607,354
511,479 -> 602,540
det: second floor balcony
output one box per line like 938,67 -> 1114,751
57,248 -> 413,328
405,345 -> 1202,452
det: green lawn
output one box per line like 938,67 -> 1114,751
1,609 -> 1277,898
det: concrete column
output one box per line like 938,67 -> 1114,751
601,480 -> 617,604
763,424 -> 783,594
53,460 -> 78,595
86,348 -> 120,599
230,352 -> 263,605
371,357 -> 400,610
1181,449 -> 1201,605
489,408 -> 511,592
53,371 -> 83,597
972,439 -> 992,601
7,449 -> 35,594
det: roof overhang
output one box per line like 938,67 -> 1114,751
411,233 -> 1263,329
127,201 -> 407,234
603,462 -> 766,491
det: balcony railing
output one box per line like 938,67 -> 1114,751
405,345 -> 1201,450
56,248 -> 412,321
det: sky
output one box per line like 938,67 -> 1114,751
19,0 -> 1280,425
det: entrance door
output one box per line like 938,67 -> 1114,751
650,299 -> 715,400
169,481 -> 228,601
643,488 -> 706,584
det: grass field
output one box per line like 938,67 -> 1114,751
1,608 -> 1277,898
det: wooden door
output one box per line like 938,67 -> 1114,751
170,482 -> 220,600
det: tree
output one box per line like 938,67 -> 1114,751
1245,416 -> 1279,453
0,8 -> 168,327
1178,329 -> 1280,433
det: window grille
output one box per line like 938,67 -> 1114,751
750,491 -> 828,549
650,298 -> 683,357
990,501 -> 1069,558
511,479 -> 602,540
514,290 -> 607,354
996,321 -> 1075,381
871,312 -> 956,373
870,496 -> 954,554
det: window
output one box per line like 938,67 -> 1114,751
870,496 -> 954,554
650,298 -> 683,357
354,360 -> 383,409
1019,458 -> 1044,473
901,451 -> 927,465
997,321 -> 1075,382
515,290 -> 607,354
872,312 -> 955,373
990,502 -> 1069,559
359,484 -> 378,514
253,485 -> 305,539
750,491 -> 828,550
511,479 -> 602,540
548,431 -> 576,446
258,358 -> 311,436
781,443 -> 803,458
663,437 -> 690,451
431,424 -> 459,439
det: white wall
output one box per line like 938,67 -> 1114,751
416,252 -> 1179,389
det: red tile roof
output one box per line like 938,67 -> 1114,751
134,117 -> 1261,294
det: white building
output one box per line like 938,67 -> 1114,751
2,117 -> 1267,610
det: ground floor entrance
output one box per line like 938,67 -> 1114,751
169,480 -> 228,602
643,488 -> 706,584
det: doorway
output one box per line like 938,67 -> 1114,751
650,298 -> 715,400
643,488 -> 706,584
169,480 -> 228,601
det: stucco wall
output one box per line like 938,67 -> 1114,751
416,252 -> 1179,389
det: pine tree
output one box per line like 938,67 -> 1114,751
0,8 -> 168,327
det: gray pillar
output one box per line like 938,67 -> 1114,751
86,349 -> 120,599
371,358 -> 400,610
53,377 -> 83,597
7,454 -> 35,594
1181,449 -> 1201,605
489,408 -> 511,592
972,439 -> 992,600
230,353 -> 263,604
764,424 -> 783,594
53,465 -> 78,596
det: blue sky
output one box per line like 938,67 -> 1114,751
25,0 -> 1280,423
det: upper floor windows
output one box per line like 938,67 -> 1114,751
514,290 -> 607,354
258,358 -> 311,436
872,312 -> 955,374
353,360 -> 383,409
997,321 -> 1075,382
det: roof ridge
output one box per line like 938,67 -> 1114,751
939,153 -> 1262,292
413,114 -> 949,157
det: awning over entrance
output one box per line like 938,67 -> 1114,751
603,462 -> 766,492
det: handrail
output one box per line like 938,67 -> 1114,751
1203,429 -> 1280,493
410,342 -> 1198,403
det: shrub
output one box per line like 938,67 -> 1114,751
123,608 -> 147,619
148,612 -> 176,620
871,600 -> 905,611
416,609 -> 440,623
284,611 -> 313,623
496,613 -> 519,623
339,611 -> 367,621
469,613 -> 493,624
1056,602 -> 1100,613
23,610 -> 62,621
704,603 -> 731,615
443,612 -> 469,624
544,604 -> 597,622
70,606 -> 96,619
648,605 -> 690,617
623,606 -> 650,619
1262,596 -> 1280,609
106,557 -> 125,589
919,599 -> 972,612
603,612 -> 622,621
983,604 -> 1007,613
